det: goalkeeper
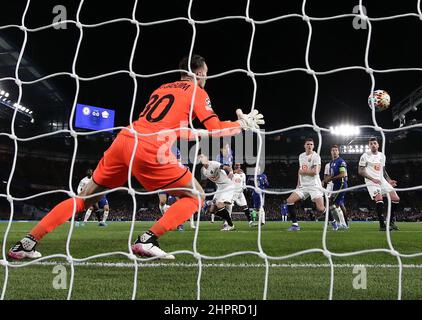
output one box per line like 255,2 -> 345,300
8,54 -> 264,260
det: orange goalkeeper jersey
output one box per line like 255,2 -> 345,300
123,80 -> 240,139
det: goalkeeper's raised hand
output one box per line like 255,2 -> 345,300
236,109 -> 265,130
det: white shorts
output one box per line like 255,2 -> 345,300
213,186 -> 234,204
294,186 -> 324,201
232,192 -> 248,207
366,178 -> 395,200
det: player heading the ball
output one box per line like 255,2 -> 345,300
8,54 -> 265,260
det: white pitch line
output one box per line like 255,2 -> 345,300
7,261 -> 422,269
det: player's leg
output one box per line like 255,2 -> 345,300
132,162 -> 205,259
82,205 -> 95,224
340,204 -> 349,226
314,196 -> 336,230
286,191 -> 302,231
235,192 -> 253,226
8,132 -> 130,260
373,192 -> 388,231
99,203 -> 110,227
334,193 -> 348,229
158,192 -> 169,215
214,201 -> 234,230
388,190 -> 400,230
258,193 -> 266,225
8,180 -> 107,260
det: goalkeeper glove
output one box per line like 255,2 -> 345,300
236,109 -> 265,130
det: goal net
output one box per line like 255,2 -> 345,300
1,0 -> 422,300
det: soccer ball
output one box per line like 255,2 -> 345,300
368,90 -> 390,112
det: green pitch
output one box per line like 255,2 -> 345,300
1,221 -> 422,300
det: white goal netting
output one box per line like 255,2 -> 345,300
1,0 -> 422,300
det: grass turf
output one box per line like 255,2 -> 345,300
1,221 -> 422,300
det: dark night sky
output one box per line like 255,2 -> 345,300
1,0 -> 422,148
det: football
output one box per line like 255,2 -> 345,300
368,89 -> 391,112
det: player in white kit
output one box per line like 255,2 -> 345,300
199,154 -> 235,231
230,163 -> 255,226
358,137 -> 400,231
285,138 -> 335,231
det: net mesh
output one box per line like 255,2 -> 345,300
1,0 -> 422,300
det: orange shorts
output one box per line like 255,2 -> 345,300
92,132 -> 192,191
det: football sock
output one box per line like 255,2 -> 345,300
259,208 -> 266,224
150,197 -> 201,238
102,209 -> 109,223
340,205 -> 349,226
329,205 -> 338,222
30,198 -> 85,241
138,230 -> 157,243
159,203 -> 166,215
211,213 -> 215,222
288,203 -> 298,225
83,208 -> 92,222
336,206 -> 346,226
376,201 -> 385,227
391,201 -> 399,222
215,207 -> 233,227
243,208 -> 252,222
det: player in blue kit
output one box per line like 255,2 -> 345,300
216,143 -> 233,167
323,145 -> 349,230
248,167 -> 269,225
280,200 -> 288,222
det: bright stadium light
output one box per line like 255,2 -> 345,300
0,90 -> 4,95
329,124 -> 360,136
4,92 -> 9,98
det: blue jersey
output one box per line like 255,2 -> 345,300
329,157 -> 348,190
248,173 -> 269,209
248,173 -> 269,192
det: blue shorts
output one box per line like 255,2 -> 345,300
331,185 -> 346,206
252,192 -> 265,209
167,195 -> 177,205
97,196 -> 109,209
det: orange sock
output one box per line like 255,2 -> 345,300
150,197 -> 201,237
30,198 -> 85,241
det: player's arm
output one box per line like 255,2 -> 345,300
327,165 -> 347,182
300,164 -> 320,176
221,164 -> 233,178
242,173 -> 247,190
383,167 -> 397,187
358,165 -> 380,184
190,89 -> 263,138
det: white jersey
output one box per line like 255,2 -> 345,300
359,151 -> 386,182
202,160 -> 232,188
77,176 -> 91,194
232,172 -> 246,193
298,151 -> 322,188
